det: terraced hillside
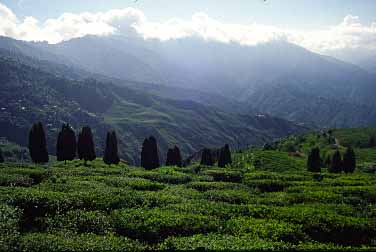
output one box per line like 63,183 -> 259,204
0,127 -> 375,251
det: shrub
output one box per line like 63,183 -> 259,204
18,233 -> 145,251
45,210 -> 113,234
224,217 -> 308,243
0,174 -> 33,187
112,208 -> 219,242
203,169 -> 242,183
186,181 -> 247,192
0,204 -> 21,251
128,170 -> 191,184
160,234 -> 290,250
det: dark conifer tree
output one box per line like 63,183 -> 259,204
165,146 -> 183,167
77,126 -> 96,164
141,136 -> 160,170
28,122 -> 49,164
369,136 -> 376,148
56,124 -> 76,164
307,147 -> 321,172
200,148 -> 214,166
218,144 -> 232,168
343,147 -> 356,173
329,150 -> 342,173
0,148 -> 4,163
103,131 -> 120,166
173,146 -> 183,167
165,148 -> 175,166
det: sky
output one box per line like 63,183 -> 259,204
0,0 -> 376,55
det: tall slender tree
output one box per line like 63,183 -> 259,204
103,131 -> 120,166
0,147 -> 4,163
165,146 -> 183,167
329,150 -> 342,173
218,144 -> 232,168
368,136 -> 375,148
28,122 -> 49,164
307,147 -> 321,172
173,146 -> 183,168
141,136 -> 160,170
201,148 -> 214,166
77,126 -> 96,164
343,147 -> 356,173
56,124 -> 76,164
165,148 -> 175,166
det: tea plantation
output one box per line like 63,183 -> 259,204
1,129 -> 376,251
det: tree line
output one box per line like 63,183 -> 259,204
22,122 -> 233,169
307,147 -> 356,173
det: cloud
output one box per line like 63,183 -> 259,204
0,2 -> 376,55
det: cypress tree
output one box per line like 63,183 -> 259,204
173,146 -> 183,167
165,148 -> 175,166
165,146 -> 183,167
343,147 -> 356,173
307,147 -> 321,172
200,148 -> 214,166
103,131 -> 120,166
141,136 -> 160,170
28,122 -> 49,164
369,136 -> 375,148
0,148 -> 4,163
218,144 -> 232,168
56,124 -> 76,164
329,150 -> 342,173
77,126 -> 96,164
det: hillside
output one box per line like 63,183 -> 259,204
30,35 -> 376,128
0,53 -> 304,164
0,126 -> 375,250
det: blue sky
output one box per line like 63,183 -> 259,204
3,0 -> 376,30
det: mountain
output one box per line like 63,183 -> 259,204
0,50 -> 304,164
26,35 -> 376,128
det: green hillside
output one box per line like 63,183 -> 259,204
1,127 -> 376,251
0,54 -> 304,165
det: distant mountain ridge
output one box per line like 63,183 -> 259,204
0,48 -> 304,164
1,35 -> 375,129
21,35 -> 376,128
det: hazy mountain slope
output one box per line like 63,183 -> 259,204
31,35 -> 376,127
0,53 -> 304,164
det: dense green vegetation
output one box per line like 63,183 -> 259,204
0,128 -> 375,251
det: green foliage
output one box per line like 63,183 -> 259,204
18,233 -> 145,251
0,139 -> 375,251
0,204 -> 21,251
202,169 -> 242,183
112,208 -> 219,242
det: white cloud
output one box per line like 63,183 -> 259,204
1,2 -> 376,55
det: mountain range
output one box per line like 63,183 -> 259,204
0,34 -> 375,163
24,35 -> 376,127
0,37 -> 305,164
